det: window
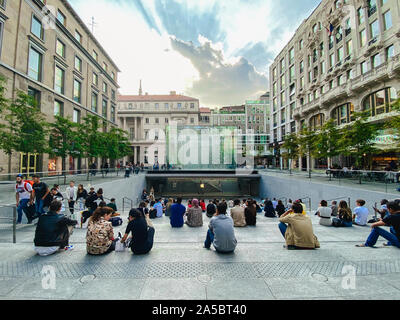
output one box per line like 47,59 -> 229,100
360,29 -> 366,47
102,100 -> 107,118
280,75 -> 285,88
92,50 -> 98,61
54,65 -> 65,94
103,62 -> 108,72
332,103 -> 354,125
56,39 -> 65,58
54,100 -> 63,116
27,87 -> 41,109
289,48 -> 294,64
299,60 -> 304,73
372,53 -> 381,68
73,109 -> 80,123
31,16 -> 43,40
346,39 -> 353,56
102,82 -> 108,94
280,58 -> 285,72
273,67 -> 277,81
383,11 -> 392,31
177,103 -> 182,109
321,61 -> 326,74
57,10 -> 66,26
361,61 -> 369,74
190,103 -> 195,109
309,114 -> 324,131
363,87 -> 396,116
93,72 -> 98,86
111,89 -> 116,101
358,7 -> 365,25
91,92 -> 98,113
112,72 -> 115,80
74,56 -> 82,72
329,53 -> 335,67
75,30 -> 82,43
111,106 -> 115,123
299,39 -> 304,50
370,20 -> 379,39
73,79 -> 81,103
289,66 -> 295,83
337,47 -> 344,62
28,46 -> 42,81
386,45 -> 394,60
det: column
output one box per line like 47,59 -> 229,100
134,117 -> 138,141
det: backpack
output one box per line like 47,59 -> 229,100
149,209 -> 157,219
16,181 -> 33,192
110,217 -> 123,227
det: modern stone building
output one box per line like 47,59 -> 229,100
269,0 -> 400,170
0,0 -> 120,175
117,90 -> 200,165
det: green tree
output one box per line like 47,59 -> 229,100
313,119 -> 343,168
340,111 -> 380,170
298,126 -> 317,177
76,115 -> 105,176
387,97 -> 400,149
48,115 -> 81,177
2,91 -> 48,173
281,133 -> 299,174
103,127 -> 132,163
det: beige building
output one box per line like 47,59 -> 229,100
0,0 -> 120,175
270,0 -> 400,170
117,90 -> 200,166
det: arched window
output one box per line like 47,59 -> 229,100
309,113 -> 325,130
363,87 -> 397,117
331,103 -> 354,125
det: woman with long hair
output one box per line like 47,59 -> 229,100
333,200 -> 353,227
186,198 -> 203,227
121,209 -> 155,255
245,200 -> 257,226
264,200 -> 276,218
76,184 -> 88,211
86,207 -> 117,255
165,198 -> 174,217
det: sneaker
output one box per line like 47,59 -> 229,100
64,245 -> 74,251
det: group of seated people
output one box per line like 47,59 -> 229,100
32,191 -> 400,257
34,199 -> 155,257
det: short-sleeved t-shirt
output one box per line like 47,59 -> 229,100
354,206 -> 369,226
383,214 -> 400,241
125,218 -> 148,248
15,182 -> 32,200
33,182 -> 48,200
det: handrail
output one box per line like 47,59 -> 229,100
0,205 -> 17,243
326,196 -> 351,206
122,197 -> 134,212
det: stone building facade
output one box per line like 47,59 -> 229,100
0,0 -> 120,175
117,91 -> 200,165
269,0 -> 400,170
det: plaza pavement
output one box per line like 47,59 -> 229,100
1,207 -> 400,300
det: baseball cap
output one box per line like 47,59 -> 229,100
16,174 -> 23,178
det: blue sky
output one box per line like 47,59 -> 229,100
69,0 -> 321,108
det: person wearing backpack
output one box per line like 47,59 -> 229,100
15,174 -> 34,224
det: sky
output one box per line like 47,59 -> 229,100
69,0 -> 321,108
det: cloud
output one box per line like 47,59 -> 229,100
69,0 -> 321,107
171,36 -> 268,108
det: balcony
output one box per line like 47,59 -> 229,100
350,61 -> 395,93
321,84 -> 349,105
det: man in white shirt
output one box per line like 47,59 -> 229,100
66,181 -> 78,217
15,174 -> 33,224
353,199 -> 369,226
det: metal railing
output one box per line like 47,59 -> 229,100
0,168 -> 130,185
326,196 -> 351,207
0,205 -> 17,243
260,168 -> 400,194
299,196 -> 312,214
122,197 -> 134,213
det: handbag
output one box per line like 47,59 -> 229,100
110,217 -> 123,227
115,240 -> 126,252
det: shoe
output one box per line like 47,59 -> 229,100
64,245 -> 74,251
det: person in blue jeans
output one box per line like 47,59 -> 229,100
15,174 -> 34,224
32,175 -> 50,218
357,201 -> 400,248
170,197 -> 186,228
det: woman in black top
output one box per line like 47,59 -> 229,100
76,184 -> 88,211
276,200 -> 286,217
264,200 -> 276,218
245,200 -> 257,226
121,209 -> 155,255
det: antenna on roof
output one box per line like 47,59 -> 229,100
89,16 -> 97,35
